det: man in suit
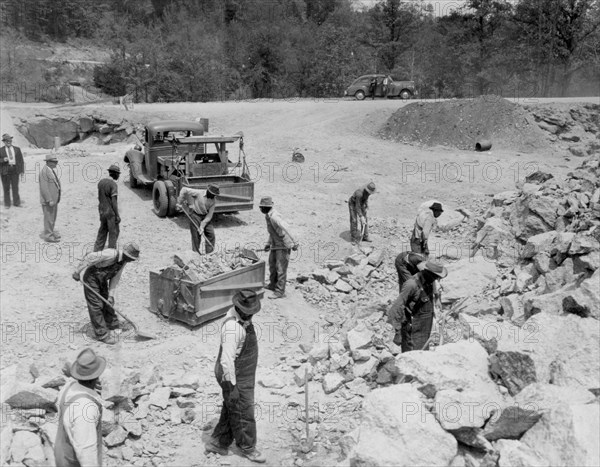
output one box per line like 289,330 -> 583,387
0,133 -> 25,208
39,154 -> 61,243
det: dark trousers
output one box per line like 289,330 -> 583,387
395,256 -> 414,294
268,248 -> 290,295
82,273 -> 119,338
94,214 -> 119,251
42,204 -> 58,239
401,307 -> 434,353
349,204 -> 368,243
1,172 -> 20,207
189,211 -> 215,254
212,381 -> 257,452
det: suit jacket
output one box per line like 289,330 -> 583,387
40,164 -> 61,205
0,146 -> 25,175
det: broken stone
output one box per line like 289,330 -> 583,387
349,384 -> 457,466
533,252 -> 554,274
353,357 -> 379,380
308,343 -> 329,363
162,372 -> 200,390
322,373 -> 345,394
9,430 -> 45,464
148,387 -> 171,410
569,233 -> 600,255
367,249 -> 386,268
102,409 -> 119,436
181,408 -> 196,424
176,397 -> 195,409
492,191 -> 519,207
351,349 -> 371,362
102,368 -> 139,405
443,255 -> 498,302
293,364 -> 314,387
311,268 -> 339,285
433,389 -> 490,430
499,294 -> 524,324
481,404 -> 541,441
346,325 -> 373,353
334,279 -> 353,293
522,231 -> 558,259
494,439 -> 548,467
345,254 -> 363,266
169,387 -> 195,398
121,416 -> 143,437
168,406 -> 181,425
346,377 -> 371,397
104,425 -> 128,447
4,384 -> 58,411
258,373 -> 285,389
121,446 -> 134,462
450,427 -> 493,451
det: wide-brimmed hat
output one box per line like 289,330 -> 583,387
45,154 -> 58,162
259,196 -> 274,208
232,289 -> 261,315
2,134 -> 13,142
430,202 -> 443,212
365,182 -> 376,194
70,348 -> 107,381
123,242 -> 140,260
207,184 -> 220,196
417,261 -> 448,278
108,164 -> 121,174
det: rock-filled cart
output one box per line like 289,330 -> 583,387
149,252 -> 265,326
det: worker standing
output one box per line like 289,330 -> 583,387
176,184 -> 219,254
348,182 -> 376,245
94,165 -> 122,251
72,242 -> 140,344
394,251 -> 427,293
54,348 -> 106,467
39,154 -> 61,243
410,202 -> 443,257
206,290 -> 266,464
388,260 -> 447,352
260,196 -> 298,299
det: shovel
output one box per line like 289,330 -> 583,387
240,246 -> 290,262
181,204 -> 214,253
82,281 -> 156,340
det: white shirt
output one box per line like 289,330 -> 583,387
219,308 -> 249,385
74,249 -> 126,297
57,381 -> 102,466
5,146 -> 15,165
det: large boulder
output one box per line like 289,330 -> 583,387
9,430 -> 46,464
509,195 -> 559,240
521,403 -> 600,467
394,340 -> 503,399
475,218 -> 514,247
4,383 -> 58,411
494,440 -> 548,467
348,384 -> 457,466
490,313 -> 600,395
522,231 -> 558,259
457,314 -> 515,354
442,255 -> 498,302
21,116 -> 79,148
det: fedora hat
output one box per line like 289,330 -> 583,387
45,154 -> 58,162
108,164 -> 121,174
430,202 -> 443,212
232,289 -> 261,315
70,348 -> 106,380
365,182 -> 376,194
123,242 -> 140,260
417,261 -> 448,279
259,196 -> 274,208
2,134 -> 13,141
207,184 -> 220,196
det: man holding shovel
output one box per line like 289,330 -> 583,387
348,182 -> 376,245
72,242 -> 140,344
260,196 -> 298,299
177,184 -> 219,254
387,260 -> 447,352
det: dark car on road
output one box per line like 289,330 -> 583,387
344,74 -> 418,100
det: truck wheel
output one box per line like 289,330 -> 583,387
400,90 -> 412,100
153,181 -> 169,217
355,90 -> 365,101
164,180 -> 178,217
129,166 -> 139,188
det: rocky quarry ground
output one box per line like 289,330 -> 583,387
0,96 -> 599,467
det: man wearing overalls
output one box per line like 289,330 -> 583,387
55,348 -> 106,467
388,261 -> 447,352
206,290 -> 266,463
72,243 -> 140,344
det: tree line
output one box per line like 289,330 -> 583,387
2,0 -> 599,101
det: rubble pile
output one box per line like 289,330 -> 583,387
469,154 -> 600,324
162,251 -> 255,282
0,363 -> 224,467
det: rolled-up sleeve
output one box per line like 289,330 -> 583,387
75,250 -> 117,275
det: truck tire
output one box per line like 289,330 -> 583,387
400,89 -> 412,100
355,90 -> 366,101
129,165 -> 139,188
164,180 -> 178,217
153,181 -> 169,217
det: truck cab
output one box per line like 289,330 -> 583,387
124,120 -> 254,217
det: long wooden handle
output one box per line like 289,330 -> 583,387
181,204 -> 214,249
81,280 -> 137,331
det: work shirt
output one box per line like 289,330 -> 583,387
75,249 -> 126,296
97,178 -> 118,216
411,209 -> 436,243
55,381 -> 102,467
389,273 -> 435,331
177,187 -> 215,216
219,308 -> 250,386
265,209 -> 296,249
349,188 -> 369,217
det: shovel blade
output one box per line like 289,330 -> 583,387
240,248 -> 260,262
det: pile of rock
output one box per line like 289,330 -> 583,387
161,250 -> 255,282
470,154 -> 599,325
1,363 -> 216,466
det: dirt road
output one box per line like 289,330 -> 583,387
0,97 -> 588,466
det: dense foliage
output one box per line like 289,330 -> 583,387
1,0 -> 599,100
